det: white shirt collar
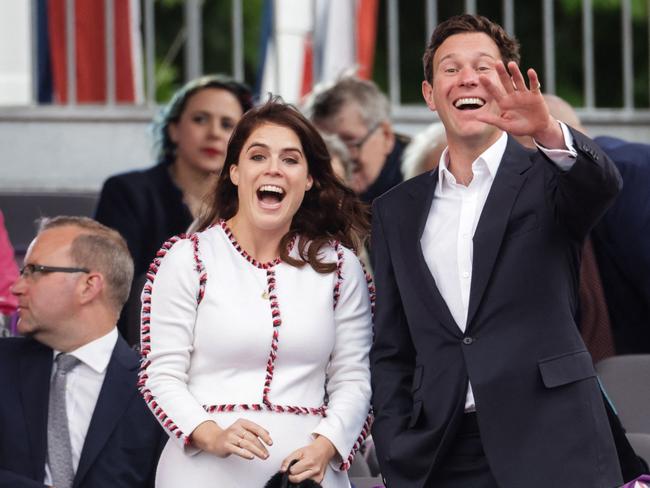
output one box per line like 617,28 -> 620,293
53,328 -> 118,374
437,131 -> 508,193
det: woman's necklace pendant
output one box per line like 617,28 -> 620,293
261,290 -> 270,300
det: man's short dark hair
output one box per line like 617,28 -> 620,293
422,14 -> 521,84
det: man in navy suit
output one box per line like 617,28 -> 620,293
370,14 -> 622,488
590,135 -> 650,354
0,216 -> 163,487
541,94 -> 650,355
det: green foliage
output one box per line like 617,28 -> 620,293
150,0 -> 648,108
154,60 -> 179,102
560,0 -> 647,18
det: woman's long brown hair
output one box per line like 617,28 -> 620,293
196,100 -> 369,273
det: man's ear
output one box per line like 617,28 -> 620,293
422,80 -> 436,111
229,164 -> 239,186
380,121 -> 396,156
78,272 -> 104,306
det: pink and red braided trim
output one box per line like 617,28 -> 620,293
220,220 -> 282,269
331,242 -> 377,470
340,412 -> 374,470
139,233 -> 207,446
203,403 -> 327,416
200,266 -> 329,419
332,242 -> 345,310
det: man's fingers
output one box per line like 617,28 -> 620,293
527,68 -> 542,93
495,61 -> 515,94
474,112 -> 508,131
478,74 -> 504,103
508,61 -> 528,92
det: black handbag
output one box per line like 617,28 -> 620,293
263,460 -> 323,488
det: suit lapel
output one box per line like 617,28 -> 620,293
466,137 -> 533,328
74,337 -> 138,487
400,171 -> 461,336
19,340 -> 52,480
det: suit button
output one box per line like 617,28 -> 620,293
463,337 -> 474,345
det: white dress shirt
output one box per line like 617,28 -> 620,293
44,327 -> 118,485
421,126 -> 577,411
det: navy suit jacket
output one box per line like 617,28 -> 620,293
370,130 -> 623,488
592,136 -> 650,354
0,335 -> 164,487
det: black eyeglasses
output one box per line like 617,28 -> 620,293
344,122 -> 381,153
20,263 -> 90,279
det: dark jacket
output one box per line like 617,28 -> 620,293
95,164 -> 194,343
592,136 -> 650,354
0,336 -> 164,487
95,164 -> 193,278
370,130 -> 623,488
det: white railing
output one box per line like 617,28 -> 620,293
4,0 -> 650,124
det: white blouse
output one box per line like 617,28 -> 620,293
139,222 -> 373,468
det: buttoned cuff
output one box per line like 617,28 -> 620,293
534,121 -> 577,171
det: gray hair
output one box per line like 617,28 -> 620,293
38,216 -> 134,313
320,132 -> 352,180
304,76 -> 391,129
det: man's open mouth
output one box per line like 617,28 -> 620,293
454,97 -> 486,110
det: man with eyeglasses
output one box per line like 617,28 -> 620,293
0,216 -> 163,487
305,76 -> 409,203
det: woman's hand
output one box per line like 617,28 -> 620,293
280,435 -> 337,483
189,419 -> 273,460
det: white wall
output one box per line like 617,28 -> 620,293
1,108 -> 650,193
0,2 -> 32,105
0,109 -> 155,192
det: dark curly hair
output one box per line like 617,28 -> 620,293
196,99 -> 370,273
423,14 -> 520,85
152,74 -> 254,165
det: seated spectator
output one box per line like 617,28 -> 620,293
304,76 -> 409,203
1,216 -> 163,487
0,210 -> 19,336
94,75 -> 253,343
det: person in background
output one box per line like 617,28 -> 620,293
523,94 -> 649,481
370,14 -> 622,487
1,216 -> 163,487
94,75 -> 253,344
400,121 -> 447,180
320,132 -> 353,184
587,132 -> 650,355
139,101 -> 372,487
304,76 -> 408,203
0,210 -> 19,336
524,94 -> 650,357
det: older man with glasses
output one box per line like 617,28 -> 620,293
0,216 -> 163,488
304,76 -> 410,203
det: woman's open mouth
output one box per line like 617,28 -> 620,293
256,184 -> 286,209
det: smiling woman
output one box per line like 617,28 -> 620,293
139,100 -> 373,487
93,75 -> 253,344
